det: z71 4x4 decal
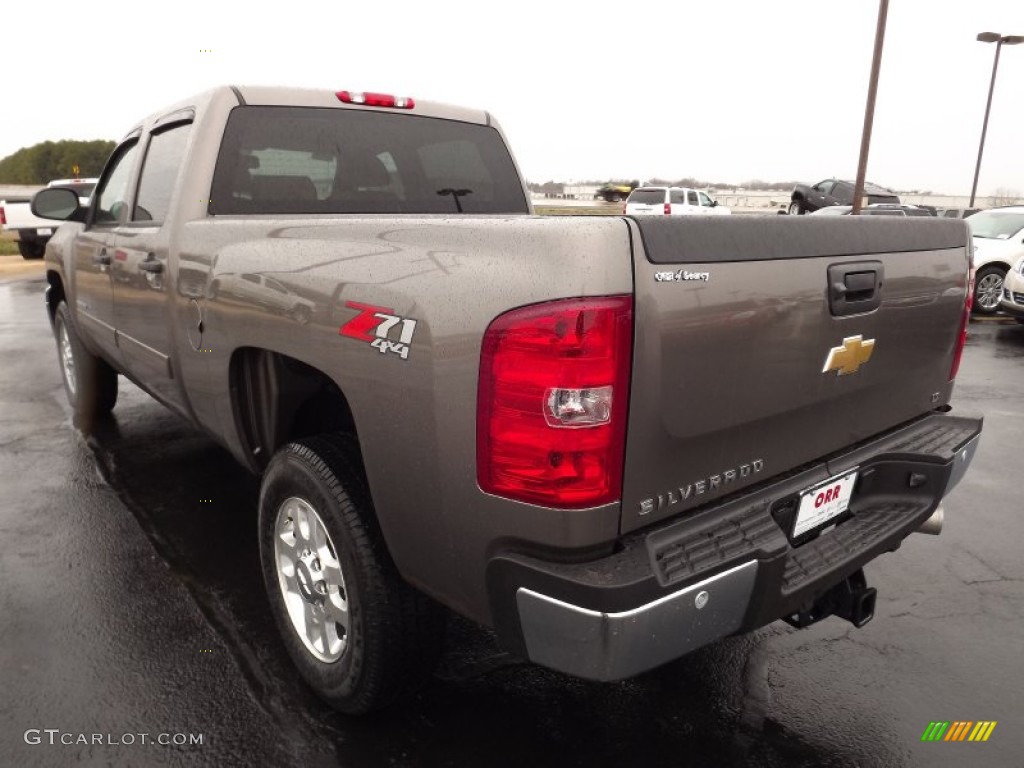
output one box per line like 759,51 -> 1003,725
339,301 -> 418,360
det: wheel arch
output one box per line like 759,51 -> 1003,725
975,260 -> 1011,274
45,270 -> 66,326
228,347 -> 362,475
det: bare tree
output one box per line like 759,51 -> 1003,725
991,187 -> 1022,206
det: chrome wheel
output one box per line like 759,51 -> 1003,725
59,320 -> 77,397
788,201 -> 802,216
975,271 -> 1004,312
274,497 -> 349,663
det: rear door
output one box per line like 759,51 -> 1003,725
72,137 -> 142,362
620,215 -> 970,532
683,189 -> 700,215
668,188 -> 688,215
110,115 -> 194,409
831,182 -> 855,207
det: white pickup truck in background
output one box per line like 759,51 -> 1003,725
0,178 -> 96,258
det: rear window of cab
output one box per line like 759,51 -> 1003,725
210,106 -> 529,215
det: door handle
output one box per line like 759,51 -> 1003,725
93,248 -> 111,266
139,258 -> 164,274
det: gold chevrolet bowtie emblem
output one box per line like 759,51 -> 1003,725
822,335 -> 876,376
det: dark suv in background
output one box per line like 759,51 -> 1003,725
789,179 -> 899,215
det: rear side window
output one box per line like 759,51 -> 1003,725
629,189 -> 665,205
134,122 -> 192,223
210,106 -> 528,215
687,191 -> 698,205
669,190 -> 687,204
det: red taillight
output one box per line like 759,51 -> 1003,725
336,90 -> 415,109
664,202 -> 671,215
949,269 -> 973,381
0,206 -> 5,225
477,296 -> 633,508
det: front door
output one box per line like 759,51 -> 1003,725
809,180 -> 836,210
72,138 -> 141,362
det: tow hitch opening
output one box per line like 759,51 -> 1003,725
783,568 -> 877,630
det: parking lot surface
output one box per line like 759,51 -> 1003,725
1,274 -> 1021,767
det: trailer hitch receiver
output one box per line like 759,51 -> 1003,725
783,569 -> 877,629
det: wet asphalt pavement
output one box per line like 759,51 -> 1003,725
1,273 -> 1022,768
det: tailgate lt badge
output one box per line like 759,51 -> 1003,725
823,335 -> 875,376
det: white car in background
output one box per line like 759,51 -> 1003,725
967,206 -> 1024,315
1000,255 -> 1024,324
0,178 -> 97,259
624,186 -> 731,216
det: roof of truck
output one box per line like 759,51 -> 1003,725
123,85 -> 495,141
231,85 -> 492,126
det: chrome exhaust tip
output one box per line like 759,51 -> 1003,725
917,505 -> 944,536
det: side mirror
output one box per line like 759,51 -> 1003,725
711,199 -> 718,207
31,188 -> 85,222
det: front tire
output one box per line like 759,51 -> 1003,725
973,265 -> 1007,315
259,435 -> 445,714
53,301 -> 118,424
788,200 -> 805,216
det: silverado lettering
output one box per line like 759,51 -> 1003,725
639,459 -> 765,515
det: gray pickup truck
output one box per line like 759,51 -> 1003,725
34,86 -> 982,714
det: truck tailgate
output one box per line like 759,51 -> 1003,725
621,215 -> 971,533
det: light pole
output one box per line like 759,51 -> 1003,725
969,32 -> 1023,208
852,0 -> 889,215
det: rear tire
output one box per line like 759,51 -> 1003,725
18,240 -> 45,259
258,434 -> 445,714
788,200 -> 805,216
53,301 -> 118,425
973,265 -> 1006,315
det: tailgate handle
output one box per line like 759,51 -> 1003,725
139,257 -> 163,274
828,262 -> 883,317
833,271 -> 876,300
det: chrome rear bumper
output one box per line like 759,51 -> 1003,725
516,560 -> 758,681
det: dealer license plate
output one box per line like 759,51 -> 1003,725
38,228 -> 53,236
793,470 -> 858,537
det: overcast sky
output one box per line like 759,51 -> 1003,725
3,0 -> 1022,194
